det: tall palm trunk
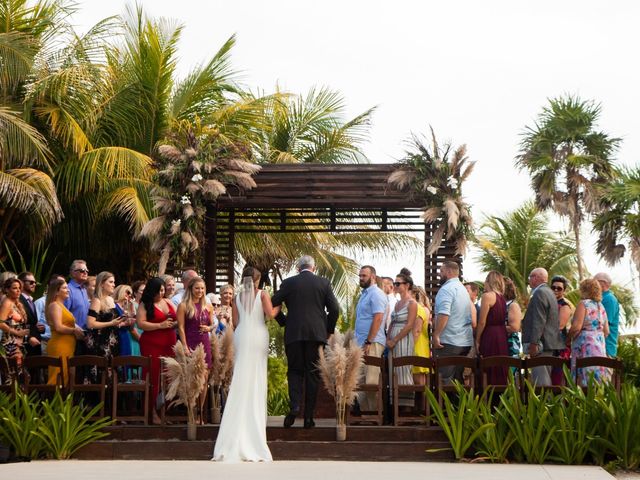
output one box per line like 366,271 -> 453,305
572,217 -> 584,282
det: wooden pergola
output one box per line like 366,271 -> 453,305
204,164 -> 460,297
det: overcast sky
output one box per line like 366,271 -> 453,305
73,1 -> 640,321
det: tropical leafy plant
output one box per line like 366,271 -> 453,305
618,337 -> 640,387
0,387 -> 45,459
33,392 -> 113,459
593,166 -> 640,272
425,382 -> 494,460
472,388 -> 515,463
474,201 -> 578,304
516,95 -> 621,281
388,128 -> 475,255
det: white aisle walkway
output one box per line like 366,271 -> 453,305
0,460 -> 618,480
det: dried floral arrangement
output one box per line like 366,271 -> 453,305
388,127 -> 475,256
317,330 -> 364,426
209,326 -> 235,413
162,342 -> 209,426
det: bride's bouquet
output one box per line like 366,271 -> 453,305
317,330 -> 364,438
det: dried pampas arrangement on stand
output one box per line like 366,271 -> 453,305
208,327 -> 235,423
317,330 -> 364,441
162,342 -> 208,440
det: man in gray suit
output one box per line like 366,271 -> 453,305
522,267 -> 564,386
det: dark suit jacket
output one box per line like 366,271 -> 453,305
20,294 -> 42,355
271,271 -> 340,345
522,284 -> 564,351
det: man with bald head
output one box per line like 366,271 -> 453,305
594,272 -> 620,357
522,267 -> 564,386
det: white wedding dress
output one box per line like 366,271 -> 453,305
212,290 -> 272,462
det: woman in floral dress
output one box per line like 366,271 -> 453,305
568,278 -> 610,387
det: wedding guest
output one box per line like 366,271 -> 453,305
171,270 -> 198,305
432,261 -> 473,385
354,265 -> 387,411
0,278 -> 29,369
521,267 -> 563,386
137,277 -> 177,424
86,272 -> 122,382
476,271 -> 509,385
46,279 -> 83,387
177,277 -> 214,422
503,277 -> 522,357
464,282 -> 480,329
131,280 -> 146,312
0,272 -> 17,304
550,275 -> 574,385
216,284 -> 234,332
594,272 -> 620,357
86,275 -> 96,301
64,260 -> 90,334
412,286 -> 431,387
387,268 -> 417,405
380,277 -> 397,331
161,275 -> 177,301
18,271 -> 43,356
569,278 -> 610,386
114,285 -> 137,357
35,274 -> 64,354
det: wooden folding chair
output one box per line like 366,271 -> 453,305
112,356 -> 150,424
575,356 -> 623,393
68,355 -> 108,418
391,355 -> 433,426
348,355 -> 385,425
524,356 -> 570,394
434,356 -> 477,407
23,356 -> 62,397
479,355 -> 524,395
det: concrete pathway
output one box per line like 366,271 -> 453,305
1,460 -> 616,480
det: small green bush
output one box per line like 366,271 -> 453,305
0,388 -> 112,460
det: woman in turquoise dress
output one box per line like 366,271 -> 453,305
568,278 -> 610,387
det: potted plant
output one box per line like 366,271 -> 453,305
317,330 -> 364,441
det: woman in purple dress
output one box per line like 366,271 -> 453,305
177,277 -> 214,423
476,271 -> 509,385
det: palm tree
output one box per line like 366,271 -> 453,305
474,201 -> 578,304
516,95 -> 621,281
593,166 -> 640,272
255,87 -> 374,164
388,128 -> 474,256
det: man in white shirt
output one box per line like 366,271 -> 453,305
380,277 -> 397,331
171,270 -> 199,305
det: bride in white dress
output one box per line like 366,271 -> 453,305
212,267 -> 278,462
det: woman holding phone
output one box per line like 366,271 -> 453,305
86,271 -> 123,382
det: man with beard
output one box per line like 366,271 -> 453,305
354,265 -> 387,412
432,260 -> 473,385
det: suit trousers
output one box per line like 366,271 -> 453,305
286,340 -> 324,419
523,343 -> 553,387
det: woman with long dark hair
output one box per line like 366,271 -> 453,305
136,277 -> 177,424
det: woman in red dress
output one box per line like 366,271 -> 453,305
136,277 -> 177,424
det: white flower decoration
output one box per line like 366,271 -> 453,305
171,219 -> 181,227
447,177 -> 458,189
427,185 -> 438,195
191,173 -> 203,182
180,195 -> 191,205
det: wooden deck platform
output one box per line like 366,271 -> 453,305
74,418 -> 452,462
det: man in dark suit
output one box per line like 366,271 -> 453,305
522,267 -> 564,386
271,255 -> 340,429
18,271 -> 43,356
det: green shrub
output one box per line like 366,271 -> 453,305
425,383 -> 494,460
34,392 -> 113,459
0,388 -> 112,460
267,389 -> 290,416
0,388 -> 45,459
473,388 -> 515,463
618,337 -> 640,387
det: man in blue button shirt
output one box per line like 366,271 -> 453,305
433,260 -> 473,385
355,265 -> 387,411
64,260 -> 90,354
595,272 -> 620,357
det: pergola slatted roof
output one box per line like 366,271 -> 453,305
205,164 -> 461,298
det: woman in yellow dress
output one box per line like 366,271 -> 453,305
46,279 -> 84,386
412,286 -> 431,386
